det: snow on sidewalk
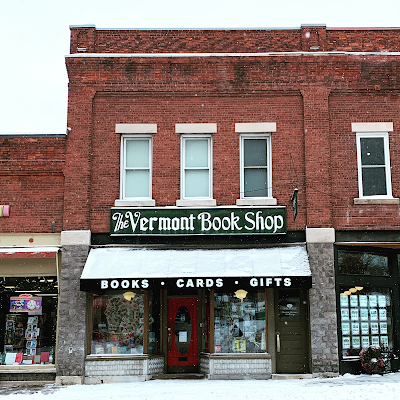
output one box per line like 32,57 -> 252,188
2,373 -> 400,400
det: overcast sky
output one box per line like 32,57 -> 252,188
1,0 -> 400,134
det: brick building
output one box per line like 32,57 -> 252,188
1,24 -> 400,383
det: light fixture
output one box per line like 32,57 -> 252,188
349,288 -> 357,293
344,291 -> 351,295
234,289 -> 248,301
355,286 -> 364,291
123,291 -> 136,301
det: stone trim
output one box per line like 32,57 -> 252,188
115,124 -> 157,134
114,199 -> 156,207
235,123 -> 276,133
176,199 -> 217,207
175,123 -> 217,134
236,198 -> 277,206
60,230 -> 91,246
306,227 -> 335,243
354,198 -> 399,205
351,122 -> 393,132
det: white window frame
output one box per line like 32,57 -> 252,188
120,135 -> 153,201
239,133 -> 273,199
356,131 -> 392,199
180,134 -> 213,200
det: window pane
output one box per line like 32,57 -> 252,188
214,292 -> 266,353
244,139 -> 267,167
362,167 -> 387,196
360,138 -> 385,166
244,168 -> 268,197
338,250 -> 389,276
125,170 -> 150,197
339,287 -> 392,358
91,292 -> 145,355
126,140 -> 149,168
185,140 -> 208,168
185,170 -> 209,197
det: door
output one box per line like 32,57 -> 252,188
275,289 -> 309,374
167,298 -> 198,373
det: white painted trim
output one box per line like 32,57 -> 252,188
236,198 -> 277,206
175,123 -> 217,134
306,227 -> 335,243
351,122 -> 393,132
235,123 -> 276,133
116,124 -> 157,134
176,199 -> 217,207
61,230 -> 91,246
114,199 -> 156,207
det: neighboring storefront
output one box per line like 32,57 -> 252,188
335,240 -> 400,374
78,207 -> 313,382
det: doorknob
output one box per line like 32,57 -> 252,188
168,327 -> 172,351
276,332 -> 281,353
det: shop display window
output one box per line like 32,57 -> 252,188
91,291 -> 147,355
213,291 -> 266,353
338,250 -> 389,276
339,287 -> 393,358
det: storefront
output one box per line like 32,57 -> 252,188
0,247 -> 59,377
79,207 -> 312,382
335,244 -> 400,374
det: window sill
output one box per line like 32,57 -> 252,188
353,198 -> 399,205
114,199 -> 156,207
236,198 -> 277,206
176,199 -> 217,207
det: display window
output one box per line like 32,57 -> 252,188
0,276 -> 58,365
91,291 -> 152,355
213,291 -> 266,353
339,286 -> 393,358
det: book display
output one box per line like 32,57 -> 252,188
213,292 -> 266,354
340,288 -> 392,357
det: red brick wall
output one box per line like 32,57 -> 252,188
0,137 -> 65,233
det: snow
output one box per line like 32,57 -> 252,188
2,373 -> 400,400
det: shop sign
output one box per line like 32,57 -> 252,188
81,275 -> 312,292
9,297 -> 42,313
110,207 -> 286,236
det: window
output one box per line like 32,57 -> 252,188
356,132 -> 392,198
181,135 -> 212,199
121,136 -> 152,199
240,134 -> 272,198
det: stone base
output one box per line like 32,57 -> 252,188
55,376 -> 84,385
84,375 -> 147,384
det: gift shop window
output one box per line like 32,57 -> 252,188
213,291 -> 266,354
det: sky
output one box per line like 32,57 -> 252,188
2,372 -> 400,399
1,0 -> 400,134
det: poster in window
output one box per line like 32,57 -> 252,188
378,295 -> 386,308
379,309 -> 387,321
381,336 -> 389,346
371,336 -> 380,346
380,322 -> 388,335
362,336 -> 370,348
371,322 -> 379,335
350,295 -> 358,307
342,322 -> 350,335
369,295 -> 377,308
340,295 -> 349,307
341,309 -> 349,321
342,337 -> 351,349
360,309 -> 368,321
351,322 -> 360,335
351,308 -> 359,321
370,309 -> 378,321
359,295 -> 368,308
352,336 -> 361,349
361,322 -> 369,335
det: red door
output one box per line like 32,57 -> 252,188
167,298 -> 198,373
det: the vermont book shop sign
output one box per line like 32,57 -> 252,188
110,207 -> 286,236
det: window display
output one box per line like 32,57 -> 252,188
340,287 -> 392,358
92,291 -> 149,355
213,292 -> 265,353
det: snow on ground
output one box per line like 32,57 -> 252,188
2,373 -> 400,400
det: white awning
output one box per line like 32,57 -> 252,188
80,246 -> 311,291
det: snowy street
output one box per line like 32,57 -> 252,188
1,373 -> 400,400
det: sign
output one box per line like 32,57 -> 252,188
10,297 -> 42,313
110,207 -> 286,236
80,275 -> 312,292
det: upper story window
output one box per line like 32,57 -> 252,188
176,124 -> 217,206
115,124 -> 156,207
235,123 -> 276,206
353,123 -> 393,200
